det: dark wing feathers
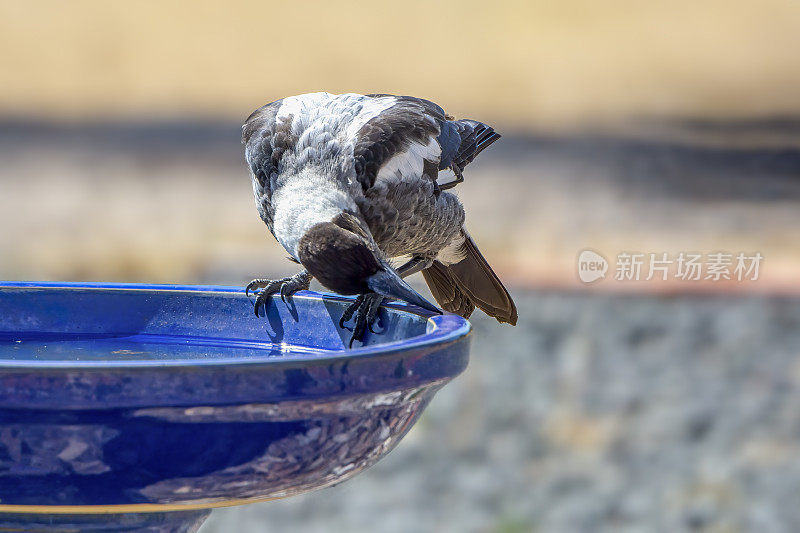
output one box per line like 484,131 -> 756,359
242,98 -> 294,232
422,233 -> 517,326
242,98 -> 284,183
436,121 -> 461,171
242,98 -> 283,148
354,96 -> 441,190
358,94 -> 500,191
422,262 -> 476,319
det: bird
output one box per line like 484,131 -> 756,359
242,92 -> 517,347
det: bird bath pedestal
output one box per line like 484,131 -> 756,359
0,282 -> 471,532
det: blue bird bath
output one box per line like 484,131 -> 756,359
0,282 -> 471,532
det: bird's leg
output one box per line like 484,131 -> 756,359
395,256 -> 434,278
246,270 -> 312,316
438,166 -> 464,191
339,293 -> 384,348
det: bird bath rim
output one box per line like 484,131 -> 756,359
0,281 -> 471,369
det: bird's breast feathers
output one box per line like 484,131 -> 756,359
270,172 -> 359,260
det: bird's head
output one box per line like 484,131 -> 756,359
297,217 -> 440,313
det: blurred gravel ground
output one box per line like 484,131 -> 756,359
202,290 -> 800,533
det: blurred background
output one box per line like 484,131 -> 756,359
2,0 -> 800,531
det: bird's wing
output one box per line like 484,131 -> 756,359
422,232 -> 517,325
242,98 -> 296,233
355,94 -> 500,191
353,95 -> 444,191
242,97 -> 286,176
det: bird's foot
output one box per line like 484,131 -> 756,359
339,293 -> 384,348
438,166 -> 464,191
246,270 -> 311,315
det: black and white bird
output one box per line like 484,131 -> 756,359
242,92 -> 517,346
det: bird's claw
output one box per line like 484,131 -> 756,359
247,271 -> 311,315
253,286 -> 277,316
280,283 -> 292,303
245,279 -> 270,297
340,293 -> 384,348
338,294 -> 363,329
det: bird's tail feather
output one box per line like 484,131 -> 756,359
422,233 -> 517,325
470,122 -> 502,159
452,119 -> 502,170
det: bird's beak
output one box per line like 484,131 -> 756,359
366,269 -> 442,314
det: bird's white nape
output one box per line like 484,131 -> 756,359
274,92 -> 397,144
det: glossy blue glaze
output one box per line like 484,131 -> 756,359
0,282 -> 471,530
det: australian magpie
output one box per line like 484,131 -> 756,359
242,92 -> 517,346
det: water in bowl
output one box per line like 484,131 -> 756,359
0,334 -> 330,361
